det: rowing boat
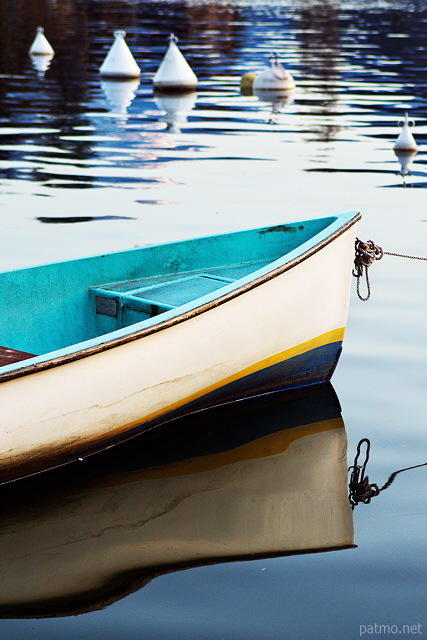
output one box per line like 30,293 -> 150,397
0,384 -> 354,618
0,210 -> 360,483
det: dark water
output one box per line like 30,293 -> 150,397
0,1 -> 426,638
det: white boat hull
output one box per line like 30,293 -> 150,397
0,225 -> 356,482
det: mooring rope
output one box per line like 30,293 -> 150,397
348,438 -> 427,509
353,238 -> 427,301
378,462 -> 427,492
383,249 -> 427,261
353,239 -> 383,301
348,438 -> 379,508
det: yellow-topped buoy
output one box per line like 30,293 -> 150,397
393,113 -> 418,152
240,72 -> 257,96
29,27 -> 54,56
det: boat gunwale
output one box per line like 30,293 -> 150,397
0,211 -> 360,383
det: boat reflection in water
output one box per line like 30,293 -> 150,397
0,383 -> 354,618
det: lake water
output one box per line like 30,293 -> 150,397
0,0 -> 426,638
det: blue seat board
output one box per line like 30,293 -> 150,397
131,275 -> 230,307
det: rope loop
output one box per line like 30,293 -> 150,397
348,438 -> 427,509
348,438 -> 380,508
353,238 -> 384,301
353,238 -> 427,301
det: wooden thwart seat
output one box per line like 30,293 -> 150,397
0,346 -> 36,367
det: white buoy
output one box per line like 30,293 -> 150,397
253,53 -> 295,91
29,27 -> 54,56
101,78 -> 140,115
153,34 -> 198,93
99,30 -> 140,79
393,113 -> 418,151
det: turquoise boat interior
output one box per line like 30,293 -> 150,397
0,214 -> 352,367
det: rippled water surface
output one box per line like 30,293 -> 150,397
0,1 -> 426,638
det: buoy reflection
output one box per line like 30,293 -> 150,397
253,87 -> 294,124
154,91 -> 197,132
30,53 -> 53,78
101,78 -> 140,116
394,149 -> 417,177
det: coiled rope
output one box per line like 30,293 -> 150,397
353,238 -> 427,301
348,438 -> 427,509
348,438 -> 379,508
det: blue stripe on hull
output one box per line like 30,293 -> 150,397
111,342 -> 343,455
33,342 -> 343,471
182,341 -> 343,413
